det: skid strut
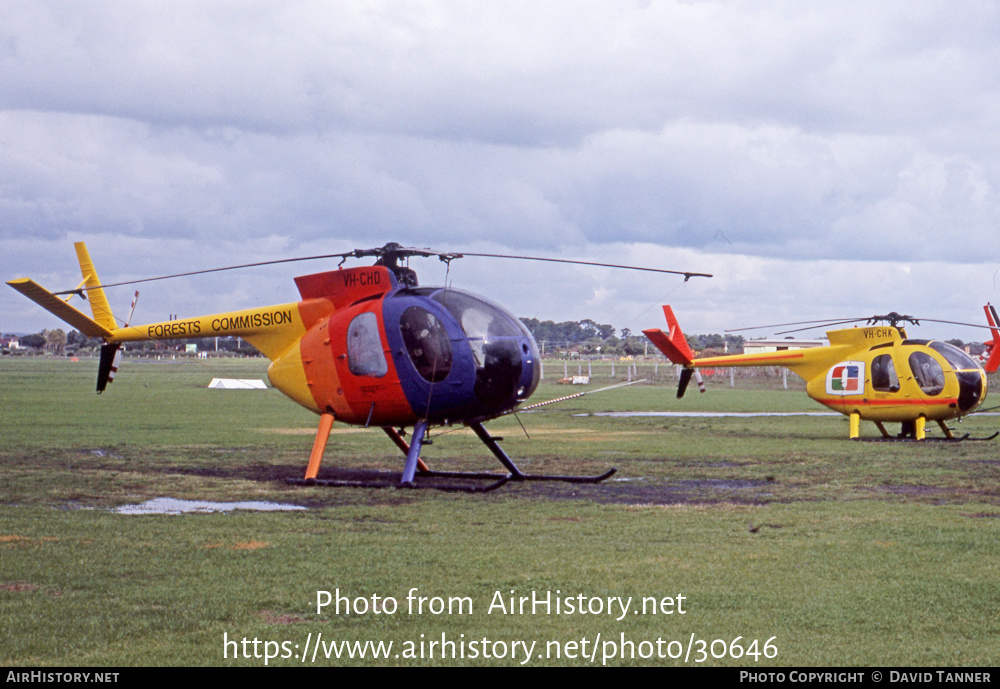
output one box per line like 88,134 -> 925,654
467,422 -> 617,484
288,420 -> 616,491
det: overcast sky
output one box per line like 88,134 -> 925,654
4,1 -> 1000,343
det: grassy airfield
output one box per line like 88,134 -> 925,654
2,356 -> 999,667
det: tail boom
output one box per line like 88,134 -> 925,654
644,305 -> 839,387
110,304 -> 307,361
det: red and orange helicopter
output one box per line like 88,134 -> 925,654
644,305 -> 1000,441
9,242 -> 709,490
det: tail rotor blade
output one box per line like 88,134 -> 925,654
97,343 -> 122,393
678,368 -> 693,399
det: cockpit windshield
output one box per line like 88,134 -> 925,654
430,290 -> 527,338
929,341 -> 980,371
425,288 -> 539,405
430,290 -> 525,366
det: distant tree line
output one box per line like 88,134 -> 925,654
4,329 -> 261,357
519,318 -> 744,357
14,320 -> 973,361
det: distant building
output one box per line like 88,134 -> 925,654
966,342 -> 986,357
1,335 -> 19,350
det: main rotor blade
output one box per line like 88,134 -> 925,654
457,252 -> 712,280
773,320 -> 870,335
729,315 -> 998,336
910,318 -> 998,331
53,252 -> 361,295
726,318 -> 867,333
51,242 -> 465,295
54,245 -> 711,295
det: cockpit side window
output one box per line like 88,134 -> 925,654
871,353 -> 899,392
347,312 -> 388,378
908,351 -> 944,395
399,306 -> 453,383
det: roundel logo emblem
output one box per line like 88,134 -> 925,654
826,361 -> 865,396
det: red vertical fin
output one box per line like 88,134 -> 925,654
642,305 -> 696,365
984,304 -> 1000,373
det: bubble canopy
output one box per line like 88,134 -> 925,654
381,286 -> 540,422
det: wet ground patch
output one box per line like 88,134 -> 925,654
113,497 -> 306,515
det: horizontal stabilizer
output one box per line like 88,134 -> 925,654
6,278 -> 114,339
642,305 -> 696,365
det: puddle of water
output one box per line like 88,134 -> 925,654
676,479 -> 772,490
579,411 -> 1000,418
114,497 -> 306,515
576,412 -> 839,418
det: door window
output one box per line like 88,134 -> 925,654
399,306 -> 452,383
871,354 -> 899,392
908,351 -> 944,395
347,312 -> 388,377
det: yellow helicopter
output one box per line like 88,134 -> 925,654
643,305 -> 1000,441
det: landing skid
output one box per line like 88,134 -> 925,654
858,435 -> 972,443
919,431 -> 999,442
858,419 -> 999,442
288,471 -> 512,493
287,420 -> 616,491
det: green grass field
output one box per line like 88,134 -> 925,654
2,356 -> 998,666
